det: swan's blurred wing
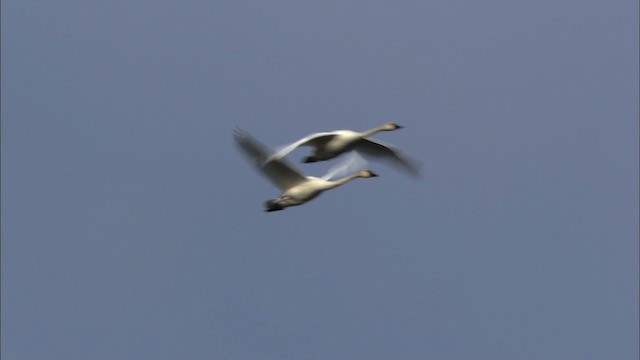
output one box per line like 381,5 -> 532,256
321,151 -> 369,181
233,128 -> 271,164
355,138 -> 421,177
234,128 -> 308,191
269,132 -> 338,160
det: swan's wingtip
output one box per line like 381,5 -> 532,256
232,127 -> 248,140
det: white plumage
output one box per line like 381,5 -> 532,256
269,123 -> 419,176
234,128 -> 378,212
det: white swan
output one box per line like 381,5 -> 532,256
234,129 -> 378,212
269,123 -> 419,176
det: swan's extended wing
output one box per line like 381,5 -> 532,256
233,128 -> 308,191
269,132 -> 338,161
354,138 -> 421,177
321,151 -> 369,181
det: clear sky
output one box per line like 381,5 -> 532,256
2,1 -> 638,359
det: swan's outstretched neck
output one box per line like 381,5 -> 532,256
360,123 -> 403,137
325,170 -> 378,189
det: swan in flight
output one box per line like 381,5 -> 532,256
234,129 -> 378,212
269,123 -> 419,176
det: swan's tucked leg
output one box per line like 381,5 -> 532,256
302,155 -> 319,163
264,199 -> 284,212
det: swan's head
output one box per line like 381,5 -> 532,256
359,169 -> 379,178
383,122 -> 403,131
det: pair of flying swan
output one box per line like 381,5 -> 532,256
234,123 -> 418,212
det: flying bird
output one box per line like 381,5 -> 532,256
234,128 -> 378,212
268,123 -> 419,176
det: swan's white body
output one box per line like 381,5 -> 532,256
270,123 -> 419,176
234,129 -> 377,212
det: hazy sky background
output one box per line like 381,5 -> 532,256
3,1 -> 638,359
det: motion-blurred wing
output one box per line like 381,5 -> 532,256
269,132 -> 338,161
321,151 -> 369,181
233,128 -> 308,191
355,138 -> 420,177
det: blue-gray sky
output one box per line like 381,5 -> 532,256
2,1 -> 638,359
